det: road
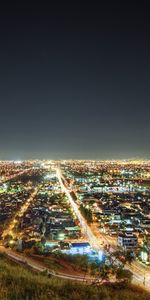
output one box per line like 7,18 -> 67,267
2,235 -> 150,289
0,245 -> 99,283
56,167 -> 150,291
56,168 -> 102,251
92,223 -> 150,285
2,187 -> 38,239
1,244 -> 150,288
0,168 -> 32,184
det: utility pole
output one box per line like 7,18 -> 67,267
143,272 -> 146,287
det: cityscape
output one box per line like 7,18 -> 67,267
0,159 -> 150,293
1,1 -> 150,299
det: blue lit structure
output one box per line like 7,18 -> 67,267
62,242 -> 105,263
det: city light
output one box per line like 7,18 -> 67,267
0,159 -> 150,290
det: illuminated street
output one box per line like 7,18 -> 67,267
2,187 -> 38,239
56,167 -> 102,251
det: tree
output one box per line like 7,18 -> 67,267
99,265 -> 110,282
116,268 -> 133,284
90,262 -> 99,276
124,250 -> 134,264
80,204 -> 92,224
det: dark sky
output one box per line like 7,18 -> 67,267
0,3 -> 150,160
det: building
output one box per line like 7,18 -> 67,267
140,248 -> 150,263
65,226 -> 81,238
118,232 -> 138,249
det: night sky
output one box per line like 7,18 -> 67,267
0,3 -> 150,160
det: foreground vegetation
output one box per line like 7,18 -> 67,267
0,256 -> 150,300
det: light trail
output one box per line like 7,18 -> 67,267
56,168 -> 102,251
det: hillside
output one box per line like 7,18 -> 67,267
0,257 -> 149,300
